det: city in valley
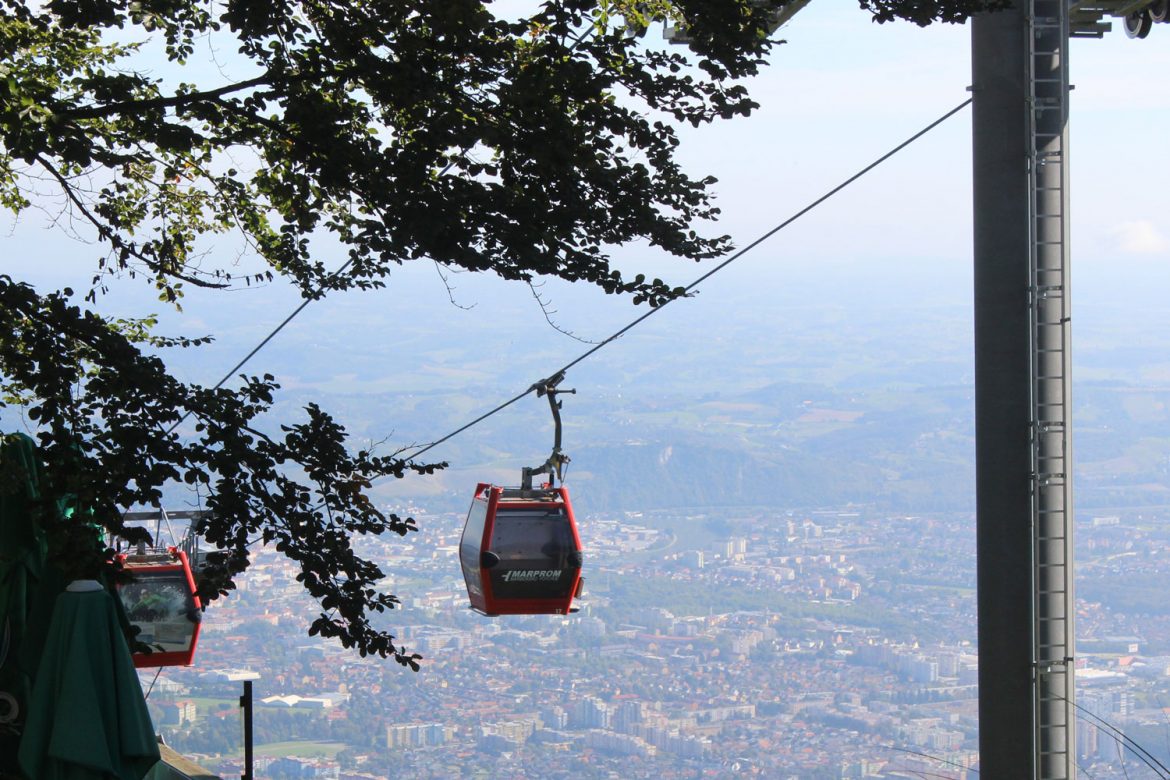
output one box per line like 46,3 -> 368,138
146,499 -> 1170,780
134,265 -> 1170,779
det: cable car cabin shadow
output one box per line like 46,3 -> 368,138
460,483 -> 584,616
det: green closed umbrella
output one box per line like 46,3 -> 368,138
17,581 -> 160,780
0,432 -> 49,775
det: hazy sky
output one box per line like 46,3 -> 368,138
4,3 -> 1169,413
675,3 -> 1170,278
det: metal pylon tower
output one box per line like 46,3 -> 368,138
1028,1 -> 1076,776
974,1 -> 1170,775
685,1 -> 1170,775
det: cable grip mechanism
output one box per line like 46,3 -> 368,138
521,371 -> 576,491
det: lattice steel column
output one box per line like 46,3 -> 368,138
1029,1 -> 1076,777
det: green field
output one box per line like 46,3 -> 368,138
255,741 -> 346,758
183,696 -> 238,717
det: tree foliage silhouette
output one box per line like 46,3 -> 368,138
0,0 -> 1004,666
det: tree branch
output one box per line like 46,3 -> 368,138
210,95 -> 291,138
33,154 -> 229,290
58,75 -> 273,120
528,279 -> 599,344
433,261 -> 475,310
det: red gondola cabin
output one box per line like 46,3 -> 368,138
460,483 -> 584,616
117,548 -> 203,668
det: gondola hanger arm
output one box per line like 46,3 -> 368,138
522,372 -> 575,492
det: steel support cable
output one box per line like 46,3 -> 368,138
161,259 -> 361,437
1057,693 -> 1170,779
202,259 -> 353,391
401,97 -> 973,464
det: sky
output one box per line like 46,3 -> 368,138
3,3 -> 1170,435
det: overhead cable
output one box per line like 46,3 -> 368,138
1057,694 -> 1170,778
162,262 -> 360,438
401,97 -> 973,463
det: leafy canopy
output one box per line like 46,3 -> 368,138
0,0 -> 1004,666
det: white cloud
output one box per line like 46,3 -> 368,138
1112,220 -> 1170,254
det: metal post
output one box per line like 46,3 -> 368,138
971,4 -> 1036,777
240,680 -> 254,780
1029,1 -> 1076,775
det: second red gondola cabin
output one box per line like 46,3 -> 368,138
117,548 -> 203,668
